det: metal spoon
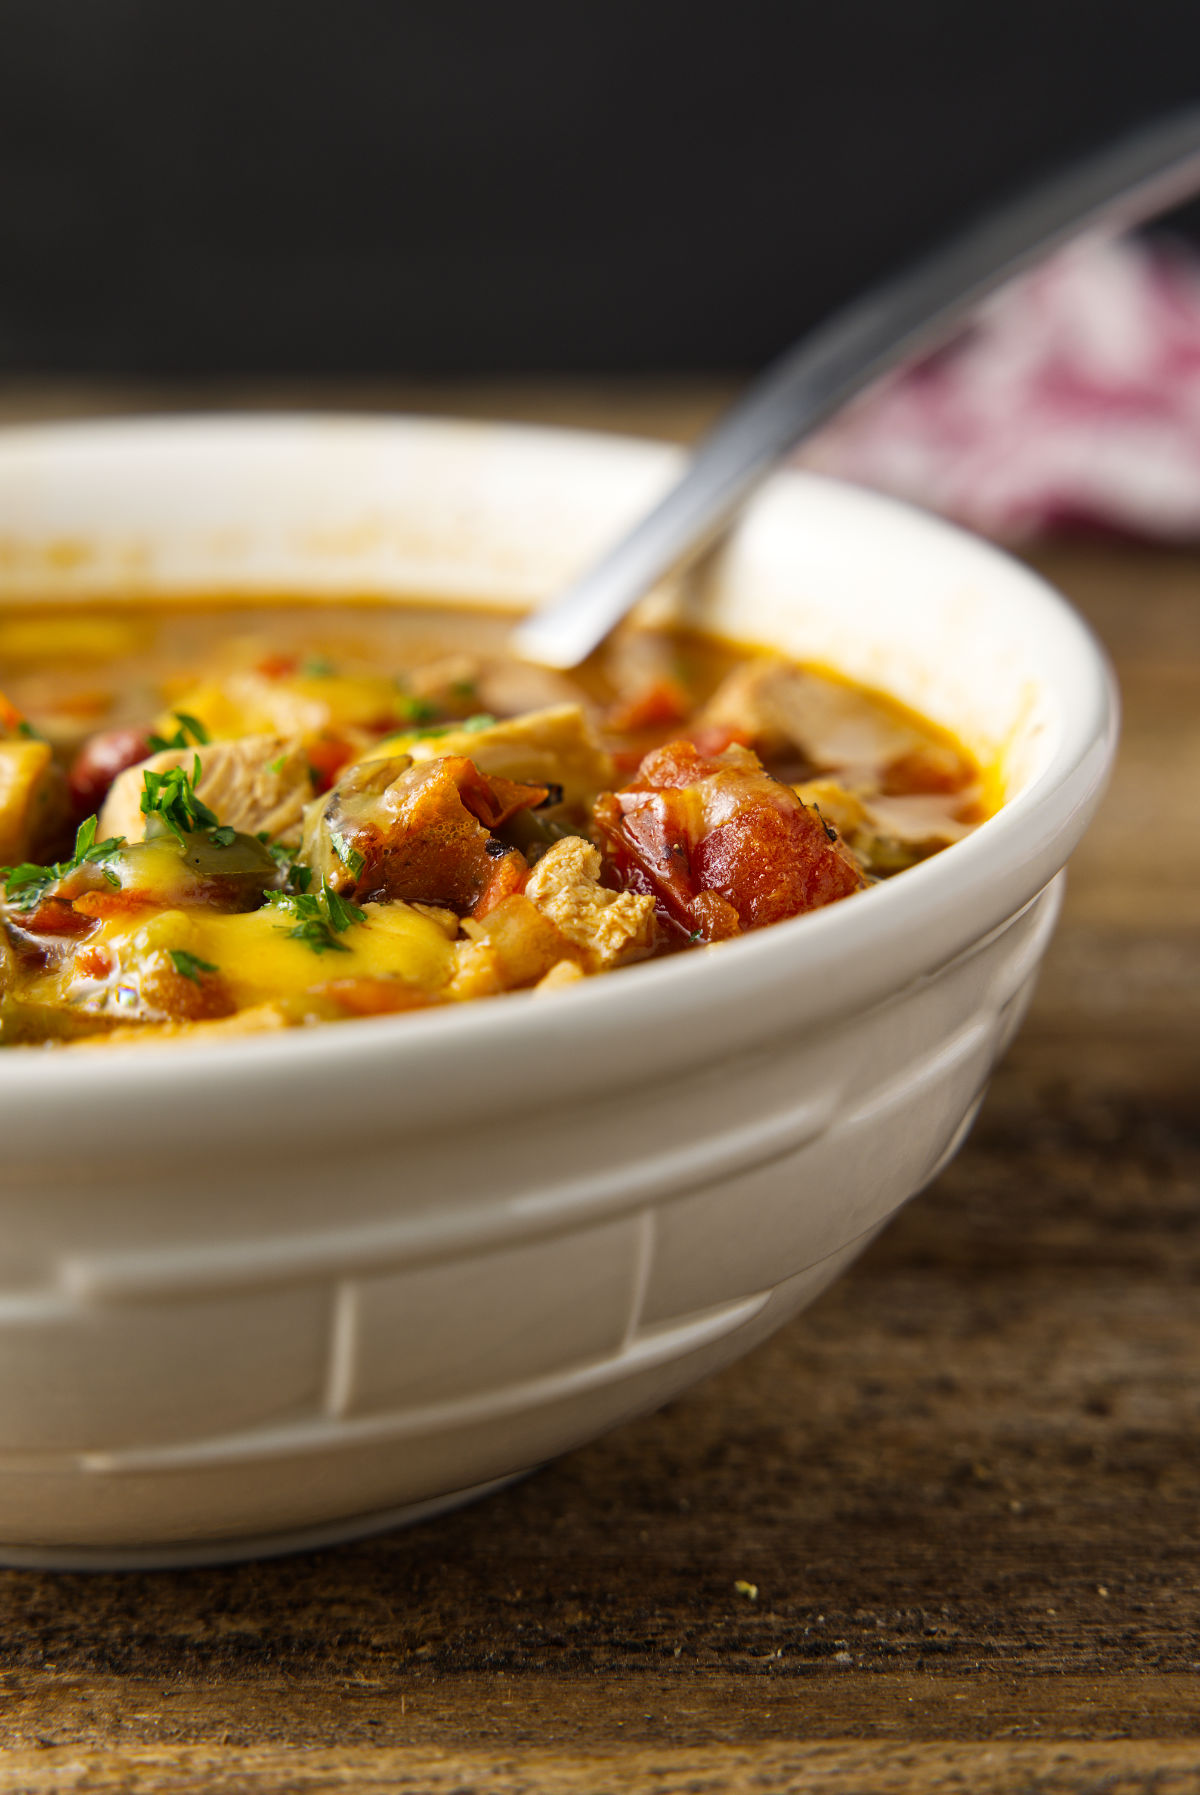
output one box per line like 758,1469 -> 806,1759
515,109 -> 1200,669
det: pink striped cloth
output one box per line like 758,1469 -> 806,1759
799,233 -> 1200,540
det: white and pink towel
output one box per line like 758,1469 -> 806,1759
800,232 -> 1200,541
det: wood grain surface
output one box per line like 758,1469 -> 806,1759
0,385 -> 1197,1794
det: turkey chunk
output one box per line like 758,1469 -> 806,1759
100,736 -> 311,844
700,658 -> 926,779
794,776 -> 976,876
361,705 -> 614,816
524,835 -> 656,972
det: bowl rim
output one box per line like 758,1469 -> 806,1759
0,413 -> 1118,1145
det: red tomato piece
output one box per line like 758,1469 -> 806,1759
75,945 -> 114,980
605,678 -> 691,736
306,735 -> 357,793
255,653 -> 299,679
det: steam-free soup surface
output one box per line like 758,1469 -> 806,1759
0,600 -> 985,1048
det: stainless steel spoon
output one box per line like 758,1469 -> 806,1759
515,109 -> 1200,669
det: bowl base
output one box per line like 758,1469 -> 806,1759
0,1471 -> 526,1572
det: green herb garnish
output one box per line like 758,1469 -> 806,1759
169,949 -> 220,983
146,712 -> 210,754
267,841 -> 314,894
265,754 -> 288,776
394,692 -> 438,726
140,756 -> 220,840
330,830 -> 366,879
208,825 -> 237,848
0,814 -> 126,909
410,711 -> 496,741
301,656 -> 336,678
268,883 -> 366,955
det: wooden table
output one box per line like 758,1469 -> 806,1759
1,384 -> 1198,1793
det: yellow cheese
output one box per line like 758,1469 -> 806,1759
161,672 -> 399,744
93,899 -> 457,1011
0,739 -> 60,864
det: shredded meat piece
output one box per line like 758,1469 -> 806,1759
594,739 -> 868,942
699,658 -> 932,781
100,735 -> 311,845
524,835 -> 657,971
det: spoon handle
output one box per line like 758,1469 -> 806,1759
516,108 -> 1200,668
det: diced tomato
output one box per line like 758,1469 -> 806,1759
605,678 -> 691,736
255,653 -> 299,679
75,945 -> 114,979
471,848 -> 529,919
0,693 -> 26,734
685,724 -> 753,758
306,735 -> 357,792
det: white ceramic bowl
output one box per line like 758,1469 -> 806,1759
0,416 -> 1116,1568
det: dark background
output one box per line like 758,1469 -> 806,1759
3,1 -> 1199,375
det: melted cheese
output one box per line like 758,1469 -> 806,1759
50,899 -> 459,1020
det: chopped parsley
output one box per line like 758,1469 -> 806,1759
330,830 -> 366,879
265,754 -> 288,776
140,756 -> 220,840
301,656 -> 336,678
0,814 -> 126,908
378,709 -> 498,747
268,883 -> 365,955
169,949 -> 219,983
146,712 -> 210,754
394,692 -> 438,726
267,842 -> 314,894
207,825 -> 237,848
411,712 -> 496,740
16,718 -> 44,741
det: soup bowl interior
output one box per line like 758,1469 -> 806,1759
0,415 -> 1116,1567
